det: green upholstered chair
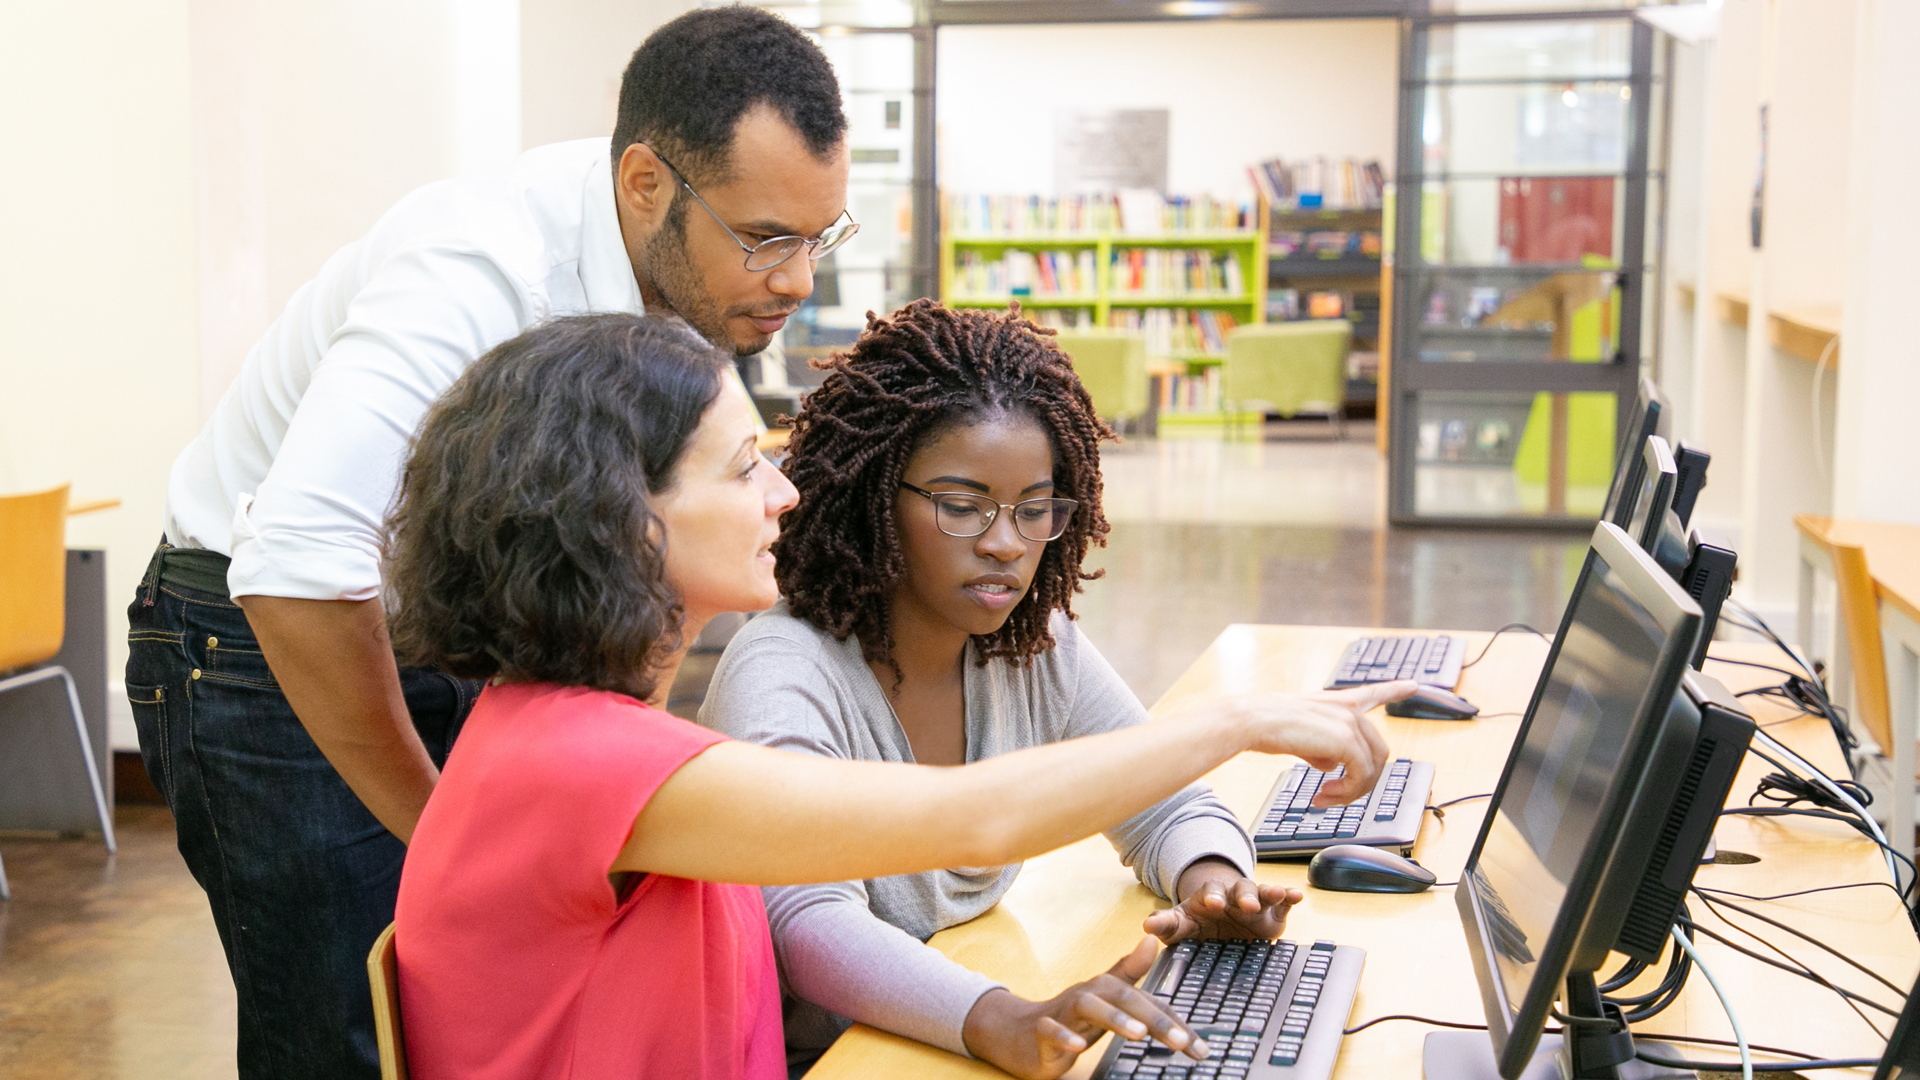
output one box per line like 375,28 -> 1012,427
1053,329 -> 1149,433
1223,320 -> 1351,437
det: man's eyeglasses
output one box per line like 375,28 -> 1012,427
900,482 -> 1078,543
651,149 -> 860,272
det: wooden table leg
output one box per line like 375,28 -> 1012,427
1883,604 -> 1920,872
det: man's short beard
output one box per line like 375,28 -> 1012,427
641,211 -> 747,353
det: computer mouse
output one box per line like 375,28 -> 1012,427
1385,685 -> 1479,721
1307,844 -> 1437,893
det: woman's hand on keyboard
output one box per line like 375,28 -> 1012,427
1146,858 -> 1301,944
961,936 -> 1208,1079
1217,680 -> 1414,806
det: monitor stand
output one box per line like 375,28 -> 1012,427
1422,974 -> 1692,1080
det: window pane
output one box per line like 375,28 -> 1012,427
1419,81 -> 1634,176
1412,389 -> 1618,518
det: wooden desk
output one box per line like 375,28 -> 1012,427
1798,515 -> 1920,863
809,625 -> 1918,1079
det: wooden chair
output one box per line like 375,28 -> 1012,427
367,922 -> 410,1080
1831,542 -> 1896,759
0,484 -> 117,901
1796,515 -> 1897,764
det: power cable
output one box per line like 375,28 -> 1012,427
1667,923 -> 1751,1080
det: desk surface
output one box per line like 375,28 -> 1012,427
809,624 -> 1919,1079
1797,515 -> 1920,625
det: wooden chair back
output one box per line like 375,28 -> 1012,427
1832,541 -> 1895,757
367,922 -> 410,1080
0,485 -> 69,672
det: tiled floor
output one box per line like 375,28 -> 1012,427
2,425 -> 1583,1079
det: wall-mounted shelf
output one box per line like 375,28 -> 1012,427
1676,282 -> 1840,365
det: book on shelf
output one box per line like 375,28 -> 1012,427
1266,289 -> 1365,324
945,191 -> 1255,237
955,248 -> 1098,298
1107,307 -> 1238,357
1154,366 -> 1222,414
1247,156 -> 1386,212
1268,229 -> 1383,261
1109,249 -> 1246,297
1027,307 -> 1096,330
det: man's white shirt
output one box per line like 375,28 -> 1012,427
164,138 -> 644,602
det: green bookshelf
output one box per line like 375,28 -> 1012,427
941,205 -> 1267,425
941,228 -> 1267,353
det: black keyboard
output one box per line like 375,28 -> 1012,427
1324,634 -> 1464,689
1091,938 -> 1364,1080
1250,759 -> 1433,858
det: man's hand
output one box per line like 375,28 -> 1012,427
1146,857 -> 1301,944
238,595 -> 437,843
962,937 -> 1208,1080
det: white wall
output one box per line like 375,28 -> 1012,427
1653,0 -> 1867,618
521,0 -> 701,148
0,2 -> 201,708
191,0 -> 523,413
936,20 -> 1399,198
1833,0 -> 1920,526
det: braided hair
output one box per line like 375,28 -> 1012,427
774,299 -> 1114,676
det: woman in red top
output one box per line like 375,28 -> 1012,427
385,314 -> 1408,1079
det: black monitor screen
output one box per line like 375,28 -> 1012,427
1466,551 -> 1670,1042
1624,436 -> 1676,549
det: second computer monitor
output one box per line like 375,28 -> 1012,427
1449,523 -> 1702,1079
1601,376 -> 1668,527
1623,435 -> 1678,551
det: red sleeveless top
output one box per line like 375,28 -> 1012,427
397,682 -> 783,1079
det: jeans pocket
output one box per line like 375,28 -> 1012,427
201,638 -> 281,690
126,682 -> 173,806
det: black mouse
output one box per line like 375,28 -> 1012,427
1385,685 -> 1479,720
1307,844 -> 1437,893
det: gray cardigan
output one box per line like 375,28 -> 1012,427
698,603 -> 1256,1060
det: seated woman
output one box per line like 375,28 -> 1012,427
700,300 -> 1402,1079
387,314 -> 1408,1080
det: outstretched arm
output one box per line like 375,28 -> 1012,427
615,681 -> 1412,885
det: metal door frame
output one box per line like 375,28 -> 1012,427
1386,9 -> 1658,527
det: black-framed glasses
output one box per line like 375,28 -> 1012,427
900,482 -> 1078,542
651,149 -> 860,272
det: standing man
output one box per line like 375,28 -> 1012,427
126,8 -> 856,1077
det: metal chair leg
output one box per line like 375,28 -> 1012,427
55,667 -> 116,854
0,664 -> 116,855
1,849 -> 10,901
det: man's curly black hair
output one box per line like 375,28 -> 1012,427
774,299 -> 1114,677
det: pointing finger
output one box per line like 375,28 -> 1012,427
1338,679 -> 1420,711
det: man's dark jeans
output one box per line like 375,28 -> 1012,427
126,544 -> 481,1079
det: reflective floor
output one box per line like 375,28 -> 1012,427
3,425 -> 1585,1079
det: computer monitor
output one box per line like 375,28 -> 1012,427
1669,441 -> 1710,530
1426,523 -> 1754,1080
1601,377 -> 1668,527
1623,436 -> 1677,551
1620,435 -> 1734,670
1876,969 -> 1920,1079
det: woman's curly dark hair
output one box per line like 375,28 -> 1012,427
774,299 -> 1114,675
385,314 -> 730,700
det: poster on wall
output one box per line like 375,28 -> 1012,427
1054,109 -> 1169,194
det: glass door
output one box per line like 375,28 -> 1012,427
1388,12 -> 1663,524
